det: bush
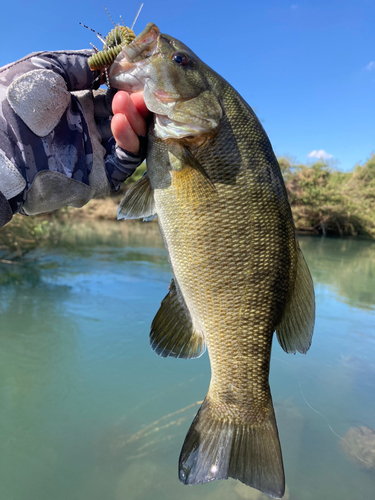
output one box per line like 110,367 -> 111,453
279,153 -> 375,238
0,213 -> 66,263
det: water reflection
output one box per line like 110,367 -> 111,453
0,223 -> 374,500
299,236 -> 375,310
0,260 -> 43,286
51,220 -> 164,252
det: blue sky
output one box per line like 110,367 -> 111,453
1,0 -> 373,171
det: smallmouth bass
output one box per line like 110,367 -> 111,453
109,23 -> 315,499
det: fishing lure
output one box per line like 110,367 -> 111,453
81,4 -> 143,84
87,24 -> 136,71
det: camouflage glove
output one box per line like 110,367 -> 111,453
0,50 -> 146,228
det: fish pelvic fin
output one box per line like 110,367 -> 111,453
276,246 -> 315,354
150,278 -> 206,359
179,397 -> 285,499
117,173 -> 156,221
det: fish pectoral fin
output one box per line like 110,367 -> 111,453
167,145 -> 217,205
150,278 -> 206,359
117,173 -> 156,221
183,147 -> 216,192
276,246 -> 315,354
179,396 -> 285,499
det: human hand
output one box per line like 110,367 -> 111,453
0,51 -> 150,228
111,91 -> 150,154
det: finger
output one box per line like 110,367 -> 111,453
130,91 -> 150,119
111,113 -> 139,154
112,91 -> 148,136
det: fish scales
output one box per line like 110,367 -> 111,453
152,87 -> 295,413
111,23 -> 315,499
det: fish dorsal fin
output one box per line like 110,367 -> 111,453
275,247 -> 315,354
117,173 -> 156,221
150,278 -> 206,359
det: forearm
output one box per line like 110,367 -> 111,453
0,52 -> 146,228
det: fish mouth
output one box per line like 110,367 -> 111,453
108,23 -> 162,94
108,23 -> 195,102
109,23 -> 220,140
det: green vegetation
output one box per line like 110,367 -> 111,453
279,152 -> 375,237
0,217 -> 48,262
0,212 -> 68,264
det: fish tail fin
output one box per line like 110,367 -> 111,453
179,396 -> 285,499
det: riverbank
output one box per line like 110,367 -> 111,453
1,154 -> 374,261
67,151 -> 375,238
280,152 -> 375,238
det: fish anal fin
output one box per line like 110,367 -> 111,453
276,247 -> 315,354
179,397 -> 285,499
150,278 -> 206,359
117,173 -> 156,221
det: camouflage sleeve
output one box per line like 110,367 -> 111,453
0,50 -> 145,227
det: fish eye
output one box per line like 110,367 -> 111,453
171,52 -> 189,67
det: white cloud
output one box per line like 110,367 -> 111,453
308,150 -> 333,160
365,61 -> 375,71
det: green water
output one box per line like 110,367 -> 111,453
0,222 -> 374,500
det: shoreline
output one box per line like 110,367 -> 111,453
62,191 -> 373,239
2,161 -> 375,263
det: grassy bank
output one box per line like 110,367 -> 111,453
1,154 -> 374,261
280,152 -> 375,237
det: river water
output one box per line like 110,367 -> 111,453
0,221 -> 374,500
